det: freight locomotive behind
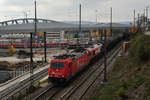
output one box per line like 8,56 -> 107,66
48,43 -> 103,83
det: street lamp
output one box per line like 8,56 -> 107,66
23,10 -> 30,19
95,9 -> 98,24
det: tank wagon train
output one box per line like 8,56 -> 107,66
48,29 -> 129,84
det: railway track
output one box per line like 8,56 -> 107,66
33,85 -> 58,100
32,43 -> 122,100
59,46 -> 121,100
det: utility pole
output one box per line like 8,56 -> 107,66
78,4 -> 81,42
103,29 -> 107,82
110,7 -> 112,36
146,6 -> 149,29
138,13 -> 140,27
143,9 -> 146,31
44,32 -> 47,63
35,0 -> 37,35
134,10 -> 136,27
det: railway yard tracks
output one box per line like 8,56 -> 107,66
0,62 -> 47,87
0,64 -> 48,100
31,44 -> 122,100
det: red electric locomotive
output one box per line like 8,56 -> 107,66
48,43 -> 103,83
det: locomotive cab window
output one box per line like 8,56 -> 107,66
51,62 -> 64,68
93,51 -> 96,55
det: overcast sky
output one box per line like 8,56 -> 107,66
0,0 -> 149,22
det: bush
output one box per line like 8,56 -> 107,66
116,87 -> 126,97
7,46 -> 16,56
130,34 -> 150,62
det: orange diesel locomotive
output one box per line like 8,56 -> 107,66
48,43 -> 103,83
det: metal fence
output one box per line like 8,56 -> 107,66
0,66 -> 30,83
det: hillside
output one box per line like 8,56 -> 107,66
91,34 -> 150,100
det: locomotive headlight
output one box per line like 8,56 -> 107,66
49,74 -> 52,77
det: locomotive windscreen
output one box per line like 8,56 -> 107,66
50,62 -> 64,68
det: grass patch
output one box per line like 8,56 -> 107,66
129,74 -> 145,88
101,82 -> 127,95
91,96 -> 99,100
93,81 -> 128,100
98,95 -> 117,100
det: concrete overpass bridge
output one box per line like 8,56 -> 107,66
0,18 -> 130,34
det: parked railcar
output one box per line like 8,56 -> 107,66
0,42 -> 70,48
